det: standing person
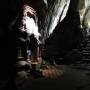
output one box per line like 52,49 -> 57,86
29,34 -> 38,62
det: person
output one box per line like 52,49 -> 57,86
29,34 -> 38,62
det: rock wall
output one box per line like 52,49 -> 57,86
43,0 -> 83,60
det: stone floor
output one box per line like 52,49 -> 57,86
15,64 -> 90,90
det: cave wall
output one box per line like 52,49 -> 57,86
0,0 -> 22,81
44,0 -> 83,58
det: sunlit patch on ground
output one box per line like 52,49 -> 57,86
42,66 -> 64,79
16,61 -> 64,80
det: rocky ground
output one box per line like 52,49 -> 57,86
15,62 -> 90,90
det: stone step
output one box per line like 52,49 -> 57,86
82,55 -> 90,59
86,38 -> 90,41
82,50 -> 90,53
82,58 -> 90,61
82,56 -> 90,59
72,64 -> 90,70
87,41 -> 90,43
82,47 -> 90,50
86,44 -> 90,47
82,52 -> 90,55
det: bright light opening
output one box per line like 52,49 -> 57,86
20,5 -> 41,44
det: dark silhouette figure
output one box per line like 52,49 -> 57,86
29,34 -> 38,62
